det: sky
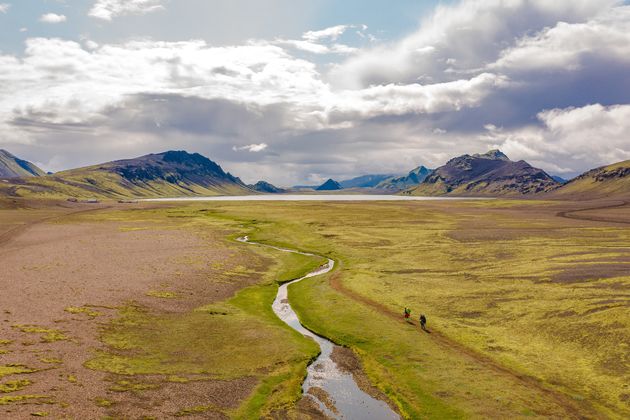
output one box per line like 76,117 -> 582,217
1,0 -> 629,186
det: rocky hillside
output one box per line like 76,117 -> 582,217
551,160 -> 630,199
408,150 -> 559,196
0,151 -> 252,199
377,166 -> 432,191
0,149 -> 46,178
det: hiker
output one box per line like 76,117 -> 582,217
404,307 -> 411,319
420,314 -> 427,331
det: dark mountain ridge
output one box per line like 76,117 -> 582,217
0,150 -> 251,199
409,150 -> 559,196
316,179 -> 343,191
249,181 -> 286,193
103,151 -> 245,188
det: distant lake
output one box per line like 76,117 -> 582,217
142,194 -> 491,202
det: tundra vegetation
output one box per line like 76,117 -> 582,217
0,198 -> 628,418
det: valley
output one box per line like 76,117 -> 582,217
1,198 -> 627,418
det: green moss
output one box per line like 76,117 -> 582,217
65,306 -> 101,318
167,376 -> 189,383
0,395 -> 50,405
12,325 -> 69,343
109,380 -> 159,393
94,397 -> 114,407
175,404 -> 218,417
39,358 -> 62,365
0,379 -> 32,393
146,291 -> 178,299
273,251 -> 327,284
0,365 -> 35,380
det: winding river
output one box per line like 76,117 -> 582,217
238,236 -> 399,420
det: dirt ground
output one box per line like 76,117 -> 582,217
0,203 -> 261,418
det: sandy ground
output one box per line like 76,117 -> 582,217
0,205 -> 259,418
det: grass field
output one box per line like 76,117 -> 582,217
192,199 -> 629,418
1,198 -> 628,418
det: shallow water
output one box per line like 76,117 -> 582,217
143,194 -> 489,202
238,237 -> 399,420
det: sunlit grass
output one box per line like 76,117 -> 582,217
187,199 -> 629,418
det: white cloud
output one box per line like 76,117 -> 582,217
40,13 -> 67,24
491,104 -> 630,174
328,73 -> 508,122
0,3 -> 10,14
89,0 -> 165,21
303,25 -> 350,42
0,36 -> 498,138
233,143 -> 268,152
275,39 -> 357,55
492,6 -> 630,73
331,0 -> 617,89
275,24 -> 359,55
1,0 -> 629,183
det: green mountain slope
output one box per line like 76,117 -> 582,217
550,160 -> 630,199
0,151 -> 252,199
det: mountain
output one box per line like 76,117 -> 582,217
249,181 -> 286,193
551,160 -> 630,199
316,179 -> 343,191
0,149 -> 46,178
377,166 -> 433,191
0,151 -> 252,199
552,175 -> 568,184
339,174 -> 394,189
408,150 -> 559,196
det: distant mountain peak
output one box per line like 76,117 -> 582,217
410,150 -> 557,196
0,149 -> 45,178
316,178 -> 343,191
473,149 -> 510,161
249,180 -> 286,194
376,165 -> 433,191
339,174 -> 394,189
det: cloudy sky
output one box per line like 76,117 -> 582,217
1,0 -> 629,185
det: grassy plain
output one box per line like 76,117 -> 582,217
199,199 -> 630,418
1,198 -> 628,418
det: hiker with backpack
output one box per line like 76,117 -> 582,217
419,314 -> 427,331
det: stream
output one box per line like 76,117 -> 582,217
238,236 -> 399,420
